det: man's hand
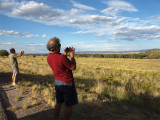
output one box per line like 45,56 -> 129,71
64,47 -> 76,70
70,47 -> 75,58
69,47 -> 76,70
64,47 -> 75,57
21,51 -> 24,54
21,51 -> 24,56
17,51 -> 24,57
64,47 -> 69,56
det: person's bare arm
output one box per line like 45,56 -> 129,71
69,48 -> 76,70
64,49 -> 67,56
70,57 -> 76,70
17,51 -> 24,57
64,47 -> 76,70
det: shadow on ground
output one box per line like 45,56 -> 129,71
0,72 -> 160,120
0,77 -> 17,120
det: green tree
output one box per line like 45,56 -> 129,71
0,49 -> 9,56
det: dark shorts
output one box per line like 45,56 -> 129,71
12,66 -> 19,74
55,84 -> 78,107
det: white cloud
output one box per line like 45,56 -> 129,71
64,42 -> 131,51
2,42 -> 15,45
68,15 -> 113,24
74,30 -> 92,34
0,0 -> 19,12
151,16 -> 160,19
24,32 -> 34,38
0,0 -> 160,43
105,0 -> 138,12
144,21 -> 150,24
112,25 -> 160,40
101,7 -> 119,16
41,34 -> 49,38
70,8 -> 83,15
0,30 -> 19,37
71,0 -> 96,10
0,30 -> 35,38
29,43 -> 45,46
35,34 -> 39,37
93,33 -> 106,37
10,1 -> 62,21
0,29 -> 48,38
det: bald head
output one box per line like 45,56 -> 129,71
49,39 -> 54,45
47,37 -> 61,52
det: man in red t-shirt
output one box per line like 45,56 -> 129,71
47,37 -> 78,120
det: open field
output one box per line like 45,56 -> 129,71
0,55 -> 160,119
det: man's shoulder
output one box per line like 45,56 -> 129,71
47,53 -> 64,61
55,53 -> 66,60
48,53 -> 64,57
60,54 -> 66,57
9,53 -> 16,58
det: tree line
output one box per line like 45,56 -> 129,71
75,53 -> 151,59
1,49 -> 160,59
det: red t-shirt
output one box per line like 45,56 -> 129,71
47,52 -> 74,85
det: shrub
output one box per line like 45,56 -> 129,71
0,49 -> 9,56
33,55 -> 36,58
145,49 -> 160,59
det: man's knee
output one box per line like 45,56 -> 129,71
13,73 -> 18,77
65,106 -> 73,115
64,106 -> 73,120
66,106 -> 73,111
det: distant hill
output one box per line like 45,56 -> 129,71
24,49 -> 160,59
145,49 -> 160,59
77,49 -> 151,54
26,48 -> 160,55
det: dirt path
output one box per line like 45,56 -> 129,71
0,86 -> 8,120
0,78 -> 54,120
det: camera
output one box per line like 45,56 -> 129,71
65,47 -> 71,52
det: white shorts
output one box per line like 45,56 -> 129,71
12,66 -> 19,74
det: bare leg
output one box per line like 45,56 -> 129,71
12,73 -> 16,83
12,73 -> 18,84
64,106 -> 73,120
12,73 -> 15,83
54,103 -> 62,120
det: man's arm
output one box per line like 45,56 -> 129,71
63,47 -> 76,70
17,51 -> 24,57
70,57 -> 76,70
69,48 -> 76,70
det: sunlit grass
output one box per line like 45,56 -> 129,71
0,55 -> 160,119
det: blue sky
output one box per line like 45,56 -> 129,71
0,0 -> 160,53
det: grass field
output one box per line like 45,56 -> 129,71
0,55 -> 160,119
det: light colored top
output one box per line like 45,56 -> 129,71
9,53 -> 18,67
55,80 -> 72,86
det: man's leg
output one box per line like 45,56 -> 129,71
12,66 -> 19,86
12,73 -> 15,83
64,106 -> 73,120
54,103 -> 62,120
12,73 -> 18,86
12,73 -> 16,83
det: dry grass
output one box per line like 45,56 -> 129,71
0,55 -> 160,119
6,106 -> 19,112
22,104 -> 29,109
15,95 -> 22,102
